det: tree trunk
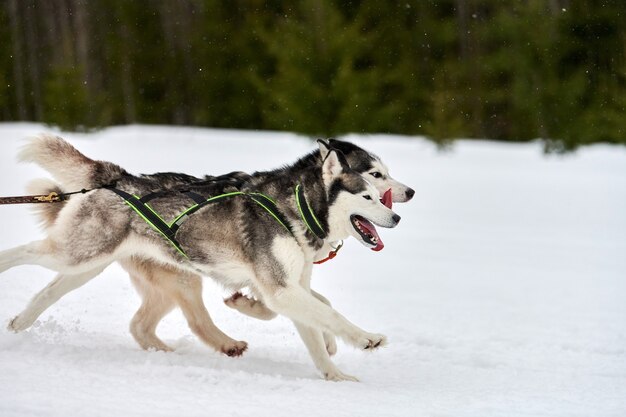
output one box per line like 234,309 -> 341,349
119,22 -> 136,123
58,0 -> 75,63
24,0 -> 43,120
73,0 -> 91,89
42,0 -> 62,65
7,0 -> 28,120
456,0 -> 470,61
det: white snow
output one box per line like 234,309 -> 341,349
0,123 -> 625,417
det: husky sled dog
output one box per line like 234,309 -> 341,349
119,139 -> 414,357
1,135 -> 410,381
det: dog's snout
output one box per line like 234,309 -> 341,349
405,188 -> 415,200
392,214 -> 401,225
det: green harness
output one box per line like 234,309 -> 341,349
108,183 -> 325,259
108,187 -> 293,258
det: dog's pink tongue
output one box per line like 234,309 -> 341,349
382,189 -> 393,209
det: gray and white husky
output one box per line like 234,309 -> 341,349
119,138 -> 414,359
1,135 -> 412,381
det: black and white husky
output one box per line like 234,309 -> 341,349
0,135 -> 412,381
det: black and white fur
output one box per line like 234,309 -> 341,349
70,138 -> 411,363
1,135 -> 407,381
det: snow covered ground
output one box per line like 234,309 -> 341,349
0,123 -> 624,417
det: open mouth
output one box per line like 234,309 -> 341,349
351,215 -> 384,251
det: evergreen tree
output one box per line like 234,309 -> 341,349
0,0 -> 623,148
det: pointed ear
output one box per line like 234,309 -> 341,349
322,150 -> 346,183
317,139 -> 331,160
335,149 -> 349,167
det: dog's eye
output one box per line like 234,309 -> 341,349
363,195 -> 372,200
370,172 -> 382,179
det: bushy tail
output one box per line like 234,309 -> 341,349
25,178 -> 66,229
18,133 -> 127,190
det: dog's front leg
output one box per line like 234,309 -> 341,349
294,323 -> 357,381
298,264 -> 338,356
310,290 -> 338,356
265,262 -> 356,380
258,239 -> 386,352
254,237 -> 385,380
262,285 -> 386,350
224,290 -> 337,355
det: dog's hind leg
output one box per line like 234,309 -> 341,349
0,240 -> 103,275
129,283 -> 175,352
124,259 -> 246,356
126,260 -> 177,351
162,273 -> 248,357
0,241 -> 48,274
8,266 -> 106,332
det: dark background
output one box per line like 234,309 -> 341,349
1,0 -> 624,150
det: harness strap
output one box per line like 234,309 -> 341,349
138,190 -> 206,205
168,191 -> 247,235
139,191 -> 169,204
295,184 -> 327,240
183,191 -> 206,205
248,193 -> 293,235
106,187 -> 188,257
107,188 -> 293,258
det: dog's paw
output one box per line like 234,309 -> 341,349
224,292 -> 277,320
224,291 -> 245,304
324,332 -> 337,356
146,343 -> 174,353
324,368 -> 359,382
7,315 -> 32,332
224,292 -> 250,309
221,340 -> 248,357
361,333 -> 387,351
345,331 -> 387,351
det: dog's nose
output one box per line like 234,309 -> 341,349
405,188 -> 415,200
392,214 -> 401,225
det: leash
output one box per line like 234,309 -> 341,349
0,188 -> 91,205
